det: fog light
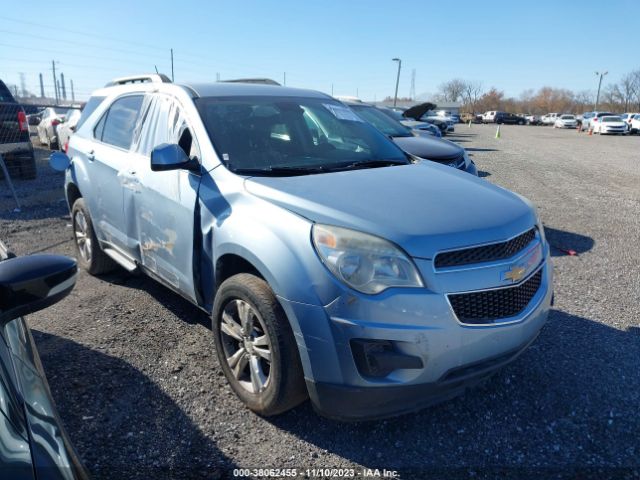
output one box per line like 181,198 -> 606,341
350,339 -> 423,378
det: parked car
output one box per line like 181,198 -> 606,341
343,101 -> 476,174
0,79 -> 36,179
584,111 -> 614,132
495,112 -> 525,125
375,107 -> 442,137
434,110 -> 460,123
628,114 -> 640,134
0,241 -> 89,479
37,107 -> 68,149
593,115 -> 627,135
51,74 -> 552,420
524,114 -> 541,125
57,108 -> 82,152
26,109 -> 44,136
402,103 -> 454,133
553,114 -> 578,129
482,111 -> 498,123
540,113 -> 560,125
619,112 -> 639,131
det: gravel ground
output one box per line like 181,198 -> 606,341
1,128 -> 638,480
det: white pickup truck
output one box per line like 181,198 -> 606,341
540,113 -> 560,125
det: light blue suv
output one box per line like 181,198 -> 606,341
51,75 -> 553,420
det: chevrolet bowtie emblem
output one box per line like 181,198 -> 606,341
503,265 -> 526,283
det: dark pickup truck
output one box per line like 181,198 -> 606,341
0,80 -> 36,179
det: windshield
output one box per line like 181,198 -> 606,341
377,108 -> 405,121
602,116 -> 622,122
349,105 -> 412,137
195,96 -> 408,174
560,115 -> 574,119
53,107 -> 68,115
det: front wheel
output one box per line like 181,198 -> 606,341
212,274 -> 307,416
71,198 -> 116,275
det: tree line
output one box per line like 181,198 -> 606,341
435,69 -> 640,114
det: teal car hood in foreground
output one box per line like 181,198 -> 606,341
244,162 -> 535,259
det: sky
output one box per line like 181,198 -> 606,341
1,0 -> 638,102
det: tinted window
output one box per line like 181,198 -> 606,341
0,81 -> 16,103
101,95 -> 144,149
94,112 -> 107,140
76,95 -> 105,131
350,105 -> 412,137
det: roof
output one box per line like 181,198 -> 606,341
180,82 -> 331,99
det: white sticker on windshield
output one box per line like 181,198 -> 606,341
323,104 -> 363,122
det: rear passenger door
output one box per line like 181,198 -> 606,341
127,93 -> 200,301
87,94 -> 145,257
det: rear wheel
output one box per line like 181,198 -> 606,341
71,198 -> 116,275
212,273 -> 307,416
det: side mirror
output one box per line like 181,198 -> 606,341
70,125 -> 76,132
0,255 -> 77,326
49,151 -> 71,172
150,143 -> 198,172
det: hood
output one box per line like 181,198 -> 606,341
392,135 -> 462,162
403,102 -> 436,120
244,163 -> 535,258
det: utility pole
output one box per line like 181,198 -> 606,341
39,73 -> 44,98
216,72 -> 220,82
331,84 -> 334,96
410,69 -> 416,100
56,79 -> 60,104
170,48 -> 174,81
594,70 -> 608,111
19,72 -> 26,97
283,72 -> 286,86
51,60 -> 59,104
60,72 -> 67,100
392,58 -> 402,107
70,79 -> 75,102
356,88 -> 359,98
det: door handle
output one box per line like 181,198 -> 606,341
87,149 -> 95,161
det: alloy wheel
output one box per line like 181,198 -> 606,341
220,299 -> 272,394
74,210 -> 92,263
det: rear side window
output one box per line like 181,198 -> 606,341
75,95 -> 105,131
98,95 -> 144,149
0,81 -> 15,103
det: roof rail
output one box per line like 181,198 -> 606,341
221,78 -> 281,86
105,74 -> 172,87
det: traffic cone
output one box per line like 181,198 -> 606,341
468,120 -> 472,128
495,125 -> 501,139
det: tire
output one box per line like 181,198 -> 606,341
71,198 -> 116,275
212,273 -> 307,416
518,120 -> 524,125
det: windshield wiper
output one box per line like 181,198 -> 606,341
327,159 -> 409,171
231,165 -> 328,176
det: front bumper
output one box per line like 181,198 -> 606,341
281,251 -> 553,420
306,334 -> 538,421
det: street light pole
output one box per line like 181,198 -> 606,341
594,70 -> 608,111
392,58 -> 402,107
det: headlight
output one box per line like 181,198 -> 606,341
312,224 -> 424,294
